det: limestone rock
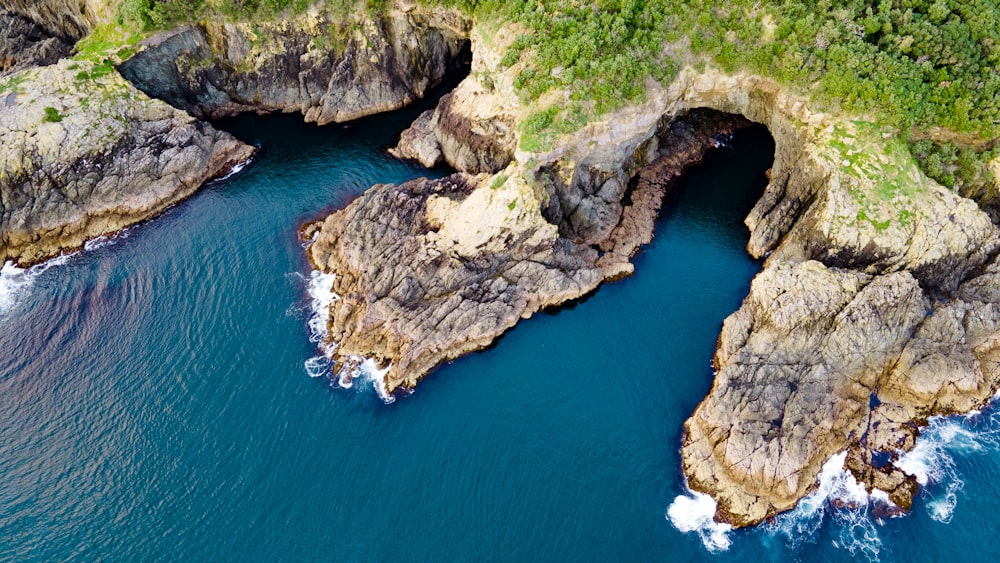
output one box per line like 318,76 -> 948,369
391,22 -> 519,174
307,108 -> 749,393
681,261 -> 927,525
0,0 -> 106,43
0,59 -> 253,265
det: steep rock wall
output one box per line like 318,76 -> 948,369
0,0 -> 106,43
0,59 -> 253,266
117,2 -> 471,124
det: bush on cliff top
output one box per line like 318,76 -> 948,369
108,0 -> 1000,185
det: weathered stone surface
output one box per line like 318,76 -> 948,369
682,252 -> 1000,526
391,22 -> 519,174
391,76 -> 517,173
117,2 -> 471,125
310,28 -> 1000,527
682,261 -> 928,525
306,172 -> 604,393
0,7 -> 72,74
595,110 -> 753,277
0,59 -> 253,265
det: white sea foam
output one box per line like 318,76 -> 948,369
306,270 -> 338,349
212,154 -> 254,183
83,229 -> 129,252
0,255 -> 70,316
767,451 -> 883,560
894,416 -> 991,524
666,490 -> 733,552
302,269 -> 396,403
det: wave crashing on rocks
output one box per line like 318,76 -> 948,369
304,269 -> 395,403
670,401 -> 1000,558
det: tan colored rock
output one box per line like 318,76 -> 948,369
682,261 -> 927,525
306,172 -> 604,393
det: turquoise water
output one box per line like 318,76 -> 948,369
2,102 -> 999,561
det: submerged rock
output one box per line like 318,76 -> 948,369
0,59 -> 252,266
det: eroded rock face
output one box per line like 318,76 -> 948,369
390,75 -> 517,173
683,256 -> 1000,526
310,21 -> 1000,526
0,59 -> 253,266
305,173 -> 604,392
0,7 -> 73,74
117,3 -> 471,124
0,0 -> 104,43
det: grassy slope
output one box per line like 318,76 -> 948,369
101,0 -> 1000,192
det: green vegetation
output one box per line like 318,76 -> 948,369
116,0 -> 389,30
490,174 -> 509,190
43,107 -> 65,123
0,74 -> 27,95
87,0 -> 1000,188
908,138 -> 999,197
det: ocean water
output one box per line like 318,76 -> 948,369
2,99 -> 999,561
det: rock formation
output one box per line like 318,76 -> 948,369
0,59 -> 252,266
117,3 -> 471,124
307,107 -> 756,392
0,0 -> 105,44
390,22 -> 518,173
0,7 -> 73,74
311,53 -> 1000,527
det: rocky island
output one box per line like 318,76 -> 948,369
4,0 -> 1000,535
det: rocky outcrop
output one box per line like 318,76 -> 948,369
305,172 -> 604,392
313,42 -> 1000,529
307,108 -> 756,392
390,76 -> 517,173
0,7 -> 73,74
0,0 -> 105,43
390,22 -> 518,173
117,2 -> 471,124
0,59 -> 253,266
681,258 -> 1000,525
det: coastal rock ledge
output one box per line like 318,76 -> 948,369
1,59 -> 253,266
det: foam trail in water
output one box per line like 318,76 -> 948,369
895,415 -> 992,523
667,490 -> 733,552
302,269 -> 395,403
83,229 -> 130,252
0,255 -> 70,316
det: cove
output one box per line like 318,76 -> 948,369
1,102 -> 998,562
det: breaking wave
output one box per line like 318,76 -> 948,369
302,268 -> 395,403
671,401 -> 1000,559
666,489 -> 733,552
0,255 -> 69,316
1,230 -> 131,316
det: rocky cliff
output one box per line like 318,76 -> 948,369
0,7 -> 73,74
0,59 -> 252,266
0,0 -> 105,43
307,106 -> 756,392
117,2 -> 471,124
